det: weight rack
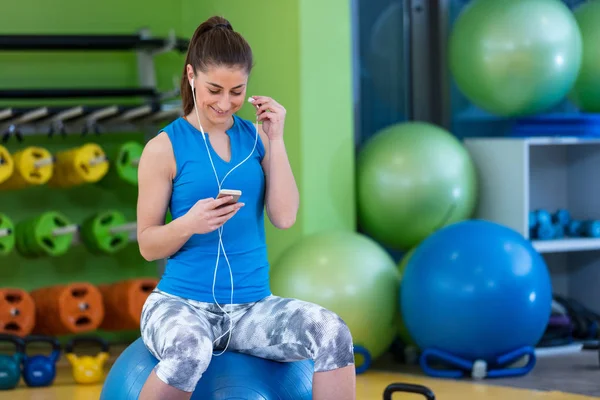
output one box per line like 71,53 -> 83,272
0,29 -> 188,142
0,28 -> 185,273
0,102 -> 183,141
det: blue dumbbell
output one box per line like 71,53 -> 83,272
582,220 -> 600,238
534,209 -> 551,227
552,209 -> 571,227
534,223 -> 555,240
567,220 -> 582,237
553,223 -> 564,239
529,211 -> 537,229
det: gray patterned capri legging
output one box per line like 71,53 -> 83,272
140,289 -> 356,392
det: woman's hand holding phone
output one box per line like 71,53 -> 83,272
182,195 -> 244,234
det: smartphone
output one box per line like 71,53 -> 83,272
217,189 -> 242,205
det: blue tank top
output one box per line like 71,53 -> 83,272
156,115 -> 271,304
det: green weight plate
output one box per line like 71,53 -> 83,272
0,213 -> 15,256
98,141 -> 143,187
26,214 -> 49,257
31,211 -> 74,257
114,141 -> 142,185
26,215 -> 46,257
15,218 -> 39,258
81,210 -> 129,254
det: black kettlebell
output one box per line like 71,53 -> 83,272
22,335 -> 61,387
383,383 -> 436,400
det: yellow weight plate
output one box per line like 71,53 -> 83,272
0,145 -> 14,185
0,147 -> 53,190
74,143 -> 109,183
49,143 -> 109,188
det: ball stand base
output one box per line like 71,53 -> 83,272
419,346 -> 536,379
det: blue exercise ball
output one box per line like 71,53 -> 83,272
100,338 -> 314,399
400,220 -> 552,362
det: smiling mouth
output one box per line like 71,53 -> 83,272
210,106 -> 227,115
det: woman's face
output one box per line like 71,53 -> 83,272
188,64 -> 249,127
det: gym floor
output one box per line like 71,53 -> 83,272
2,350 -> 597,400
1,367 -> 594,400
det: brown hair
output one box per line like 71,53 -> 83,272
180,16 -> 254,115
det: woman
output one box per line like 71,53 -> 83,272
135,15 -> 356,400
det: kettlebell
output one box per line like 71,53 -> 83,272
22,335 -> 60,387
0,334 -> 24,390
65,335 -> 109,384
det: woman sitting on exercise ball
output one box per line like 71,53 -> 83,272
135,15 -> 356,400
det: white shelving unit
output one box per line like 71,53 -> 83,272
464,136 -> 600,314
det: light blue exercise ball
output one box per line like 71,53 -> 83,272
400,219 -> 552,362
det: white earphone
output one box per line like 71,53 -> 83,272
189,75 -> 259,355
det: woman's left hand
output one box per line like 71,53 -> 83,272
250,96 -> 286,140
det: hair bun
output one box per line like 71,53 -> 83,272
194,16 -> 234,37
214,22 -> 233,31
207,16 -> 233,32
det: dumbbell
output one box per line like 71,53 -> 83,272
553,223 -> 565,239
532,223 -> 556,240
22,335 -> 60,388
0,334 -> 25,390
0,145 -> 14,185
48,143 -> 109,188
15,211 -> 76,257
65,335 -> 110,385
566,220 -> 600,238
0,147 -> 54,190
581,220 -> 600,238
80,210 -> 136,255
98,141 -> 143,187
530,209 -> 551,228
552,209 -> 571,227
567,220 -> 582,237
0,213 -> 15,256
530,209 -> 571,240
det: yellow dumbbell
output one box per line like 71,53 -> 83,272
48,143 -> 109,188
0,145 -> 14,185
0,147 -> 54,190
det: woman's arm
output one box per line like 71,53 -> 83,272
251,96 -> 299,230
260,130 -> 299,229
136,132 -> 193,261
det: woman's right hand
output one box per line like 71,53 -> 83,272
182,196 -> 245,235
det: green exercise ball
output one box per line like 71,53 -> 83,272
270,231 -> 400,361
570,1 -> 600,112
397,248 -> 417,348
356,121 -> 477,251
368,2 -> 405,110
449,0 -> 582,117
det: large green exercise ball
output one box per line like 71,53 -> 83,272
449,0 -> 583,117
270,231 -> 400,361
396,248 -> 417,348
356,121 -> 477,251
367,2 -> 405,111
569,1 -> 600,112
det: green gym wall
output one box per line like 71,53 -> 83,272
0,0 -> 355,342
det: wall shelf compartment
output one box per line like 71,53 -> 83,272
464,136 -> 600,313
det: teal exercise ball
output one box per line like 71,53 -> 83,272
449,0 -> 582,117
570,1 -> 600,112
356,121 -> 477,251
270,231 -> 400,362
